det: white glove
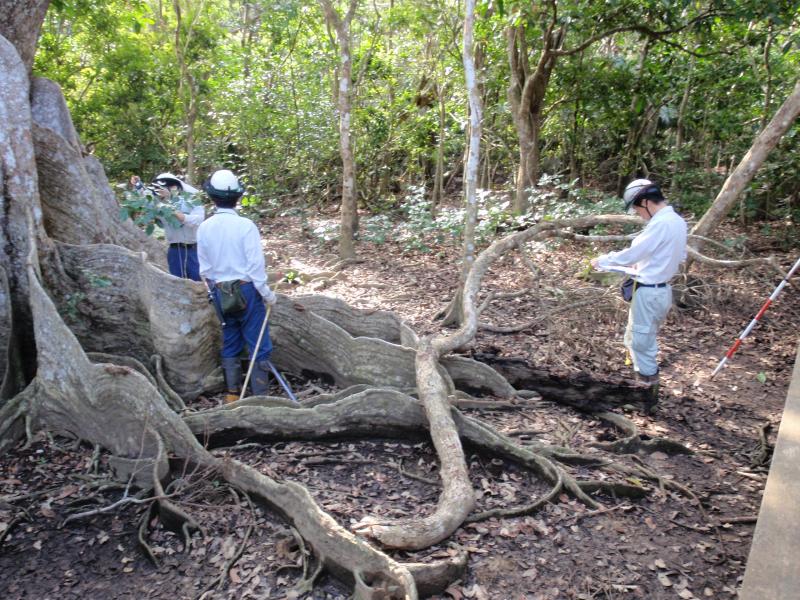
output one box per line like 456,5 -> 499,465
263,290 -> 277,306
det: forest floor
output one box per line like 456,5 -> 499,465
1,206 -> 799,600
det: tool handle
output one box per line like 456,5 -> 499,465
240,304 -> 272,401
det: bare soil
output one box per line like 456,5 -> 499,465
1,209 -> 798,600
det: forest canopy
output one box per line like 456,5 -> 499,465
34,0 -> 800,225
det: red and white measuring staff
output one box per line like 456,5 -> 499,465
710,255 -> 800,379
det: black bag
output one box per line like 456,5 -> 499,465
620,277 -> 635,302
218,280 -> 247,316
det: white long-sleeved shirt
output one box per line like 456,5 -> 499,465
197,208 -> 274,300
162,195 -> 205,244
596,205 -> 687,285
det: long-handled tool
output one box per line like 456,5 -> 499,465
240,305 -> 298,404
264,360 -> 298,403
710,256 -> 800,379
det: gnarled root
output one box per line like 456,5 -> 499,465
590,411 -> 693,455
219,458 -> 418,599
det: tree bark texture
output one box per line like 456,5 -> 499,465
0,0 -> 50,72
320,0 -> 359,260
438,0 -> 481,328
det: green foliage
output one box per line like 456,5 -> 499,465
530,174 -> 620,221
281,270 -> 303,285
119,189 -> 199,237
33,0 -> 800,243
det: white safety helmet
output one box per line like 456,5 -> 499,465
623,178 -> 663,211
152,172 -> 199,194
203,169 -> 244,201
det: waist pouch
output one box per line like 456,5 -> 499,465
620,278 -> 635,302
218,280 -> 247,316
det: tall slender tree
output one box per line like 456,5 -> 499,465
439,0 -> 482,327
319,0 -> 360,260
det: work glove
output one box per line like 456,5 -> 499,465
262,290 -> 277,306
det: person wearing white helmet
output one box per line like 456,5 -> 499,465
591,178 -> 687,411
129,172 -> 205,281
197,169 -> 278,403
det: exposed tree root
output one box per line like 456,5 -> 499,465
352,339 -> 476,550
0,389 -> 30,453
590,411 -> 693,455
220,458 -> 418,598
151,354 -> 189,411
183,390 -> 601,511
20,264 -> 421,598
270,297 -> 514,399
85,352 -> 186,413
292,294 -> 417,346
405,549 -> 469,598
465,475 -> 563,523
576,480 -> 648,499
46,242 -> 219,397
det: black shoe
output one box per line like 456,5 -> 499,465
643,382 -> 659,414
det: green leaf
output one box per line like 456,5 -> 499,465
756,372 -> 767,384
119,207 -> 129,221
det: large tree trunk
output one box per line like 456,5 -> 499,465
690,79 -> 800,251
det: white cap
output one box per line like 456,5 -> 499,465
153,172 -> 199,195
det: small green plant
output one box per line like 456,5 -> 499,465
530,174 -> 619,222
311,221 -> 339,243
84,271 -> 112,288
360,214 -> 393,245
120,189 -> 200,236
282,270 -> 303,285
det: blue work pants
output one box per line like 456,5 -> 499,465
167,244 -> 201,281
213,282 -> 272,362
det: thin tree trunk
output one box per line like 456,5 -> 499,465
439,0 -> 482,327
690,79 -> 800,254
320,0 -> 359,260
432,82 -> 446,213
568,50 -> 585,183
760,24 -> 776,132
507,21 -> 563,213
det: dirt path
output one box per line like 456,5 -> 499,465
1,212 -> 797,599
